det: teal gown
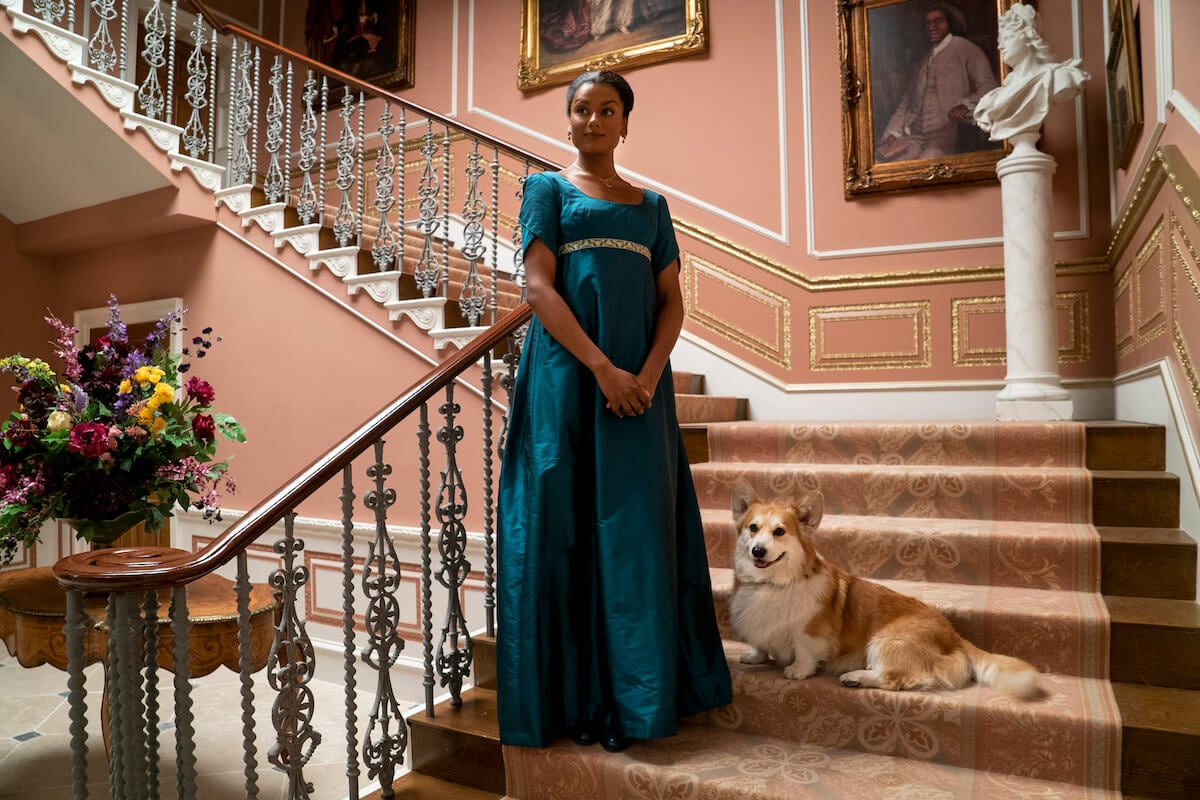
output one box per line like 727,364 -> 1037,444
497,171 -> 732,747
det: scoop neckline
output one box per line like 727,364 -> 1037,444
550,171 -> 647,206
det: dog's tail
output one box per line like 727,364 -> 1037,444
964,642 -> 1042,699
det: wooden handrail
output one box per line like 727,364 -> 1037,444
184,0 -> 558,174
54,303 -> 533,593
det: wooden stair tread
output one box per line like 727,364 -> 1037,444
1097,526 -> 1196,547
364,772 -> 502,800
1112,682 -> 1200,736
1105,596 -> 1200,628
409,687 -> 500,740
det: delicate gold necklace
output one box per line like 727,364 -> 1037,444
573,166 -> 621,189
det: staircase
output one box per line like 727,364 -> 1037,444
383,377 -> 1198,800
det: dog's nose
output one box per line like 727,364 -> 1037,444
751,544 -> 767,560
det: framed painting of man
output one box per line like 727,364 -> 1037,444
304,0 -> 416,90
840,0 -> 1020,198
518,0 -> 708,93
1105,0 -> 1142,170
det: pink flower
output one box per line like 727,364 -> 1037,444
185,377 -> 215,406
67,422 -> 113,458
192,414 -> 216,442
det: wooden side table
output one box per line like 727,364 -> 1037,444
0,559 -> 280,747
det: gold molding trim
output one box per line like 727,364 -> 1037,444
1159,145 -> 1200,231
951,292 -> 1090,367
1174,322 -> 1200,414
1134,215 -> 1168,346
672,218 -> 1106,291
682,254 -> 791,369
809,301 -> 931,372
1115,267 -> 1136,359
1173,212 -> 1200,304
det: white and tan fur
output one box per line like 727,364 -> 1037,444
728,481 -> 1042,698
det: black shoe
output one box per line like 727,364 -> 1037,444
600,731 -> 630,753
569,724 -> 598,746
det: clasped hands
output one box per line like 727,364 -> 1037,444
595,362 -> 655,419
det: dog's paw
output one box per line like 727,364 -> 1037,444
783,663 -> 816,680
839,669 -> 877,688
739,647 -> 770,665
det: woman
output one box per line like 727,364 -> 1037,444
497,70 -> 732,754
973,4 -> 1089,142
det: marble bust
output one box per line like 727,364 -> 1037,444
973,3 -> 1089,142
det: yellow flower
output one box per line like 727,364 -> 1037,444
148,367 -> 165,384
146,397 -> 161,412
150,418 -> 166,435
153,383 -> 175,403
59,384 -> 71,394
46,410 -> 72,433
118,379 -> 132,394
137,407 -> 154,424
133,366 -> 152,384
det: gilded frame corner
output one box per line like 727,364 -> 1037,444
518,0 -> 708,93
838,0 -> 1018,198
1105,0 -> 1143,170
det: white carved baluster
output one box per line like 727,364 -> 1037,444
181,15 -> 208,158
87,0 -> 117,73
135,0 -> 166,119
332,88 -> 358,247
372,102 -> 399,271
262,56 -> 286,203
414,120 -> 441,297
459,139 -> 488,326
228,39 -> 253,186
295,71 -> 319,224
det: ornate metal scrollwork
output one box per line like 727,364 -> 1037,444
228,39 -> 254,186
181,16 -> 209,158
296,71 -> 319,224
136,0 -> 167,120
87,0 -> 118,74
262,56 -> 286,203
372,104 -> 399,271
414,121 -> 442,297
360,442 -> 408,788
458,141 -> 488,325
333,89 -> 358,247
266,515 -> 321,800
435,385 -> 473,704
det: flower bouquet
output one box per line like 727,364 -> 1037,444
0,297 -> 245,564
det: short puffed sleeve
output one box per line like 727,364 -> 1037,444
518,171 -> 561,258
651,193 -> 680,275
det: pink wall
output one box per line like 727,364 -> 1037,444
286,0 -> 1119,388
0,215 -> 56,417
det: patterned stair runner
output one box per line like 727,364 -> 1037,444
503,421 -> 1122,800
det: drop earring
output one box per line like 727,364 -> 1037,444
568,130 -> 573,141
621,134 -> 627,143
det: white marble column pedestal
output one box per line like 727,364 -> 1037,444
994,133 -> 1073,421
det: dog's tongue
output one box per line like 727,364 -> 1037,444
754,559 -> 771,569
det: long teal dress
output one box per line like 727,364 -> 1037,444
497,171 -> 732,747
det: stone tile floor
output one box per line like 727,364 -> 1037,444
0,654 -> 416,799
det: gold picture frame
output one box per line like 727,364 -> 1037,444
518,0 -> 708,93
1105,0 -> 1143,170
839,0 -> 1019,198
304,0 -> 416,91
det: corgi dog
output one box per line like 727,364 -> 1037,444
728,481 -> 1041,698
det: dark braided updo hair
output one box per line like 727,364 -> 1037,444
566,70 -> 635,117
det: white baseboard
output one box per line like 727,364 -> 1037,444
1114,360 -> 1200,599
673,335 -> 1115,422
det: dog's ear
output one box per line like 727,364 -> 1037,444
794,491 -> 824,528
731,479 -> 758,519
